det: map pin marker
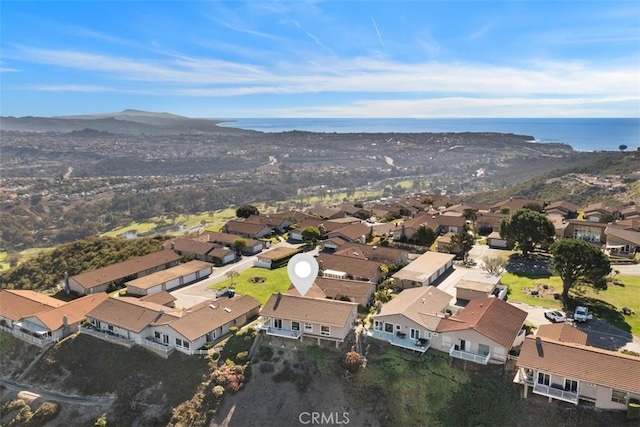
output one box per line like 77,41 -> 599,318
287,253 -> 319,297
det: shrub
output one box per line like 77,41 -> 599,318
31,402 -> 60,424
211,364 -> 246,394
622,349 -> 640,357
229,326 -> 238,335
212,385 -> 225,398
343,351 -> 363,373
236,351 -> 249,361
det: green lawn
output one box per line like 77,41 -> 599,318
208,266 -> 291,304
0,247 -> 53,272
503,273 -> 640,335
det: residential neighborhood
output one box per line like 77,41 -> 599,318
1,193 -> 640,425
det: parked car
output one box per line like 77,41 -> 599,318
216,288 -> 235,298
574,306 -> 592,322
544,310 -> 566,323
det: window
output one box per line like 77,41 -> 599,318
612,389 -> 626,404
564,379 -> 578,393
107,325 -> 114,331
304,322 -> 313,332
396,324 -> 401,330
410,329 -> 420,340
273,319 -> 283,329
291,321 -> 300,331
154,332 -> 161,339
374,320 -> 382,331
441,335 -> 452,348
321,326 -> 330,336
478,343 -> 490,356
176,338 -> 182,347
183,341 -> 190,350
163,334 -> 168,344
424,331 -> 432,339
537,373 -> 550,386
384,323 -> 394,333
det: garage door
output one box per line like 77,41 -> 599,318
183,273 -> 197,284
148,284 -> 163,295
198,267 -> 212,278
165,278 -> 181,291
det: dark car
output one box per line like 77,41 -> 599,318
216,288 -> 235,298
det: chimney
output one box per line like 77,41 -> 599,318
536,337 -> 544,357
63,271 -> 70,295
62,316 -> 68,330
274,292 -> 282,310
170,241 -> 175,250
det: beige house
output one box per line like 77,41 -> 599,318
253,247 -> 301,269
453,272 -> 506,302
392,251 -> 455,289
259,293 -> 358,348
605,227 -> 640,258
317,253 -> 383,283
368,286 -> 454,353
516,334 -> 640,409
67,250 -> 181,295
125,260 -> 213,296
434,297 -> 527,364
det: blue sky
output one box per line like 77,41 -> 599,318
1,1 -> 639,118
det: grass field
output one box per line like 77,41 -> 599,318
208,266 -> 290,304
503,273 -> 640,335
0,247 -> 53,272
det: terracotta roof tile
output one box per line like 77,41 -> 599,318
0,290 -> 65,321
317,253 -> 382,280
31,293 -> 109,331
86,297 -> 178,333
536,323 -> 587,345
374,286 -> 451,330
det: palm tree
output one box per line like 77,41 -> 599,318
225,270 -> 239,288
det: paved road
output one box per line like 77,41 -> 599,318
170,239 -> 303,308
0,378 -> 116,406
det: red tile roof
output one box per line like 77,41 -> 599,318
0,290 -> 65,322
437,297 -> 527,349
536,323 -> 587,345
261,293 -> 357,327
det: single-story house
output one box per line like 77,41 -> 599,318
435,214 -> 466,234
0,290 -> 65,329
436,232 -> 458,254
391,251 -> 455,289
223,220 -> 273,239
563,220 -> 608,244
368,286 -> 453,353
16,293 -> 109,342
259,292 -> 358,348
198,231 -> 263,255
125,260 -> 213,296
289,218 -> 325,241
475,212 -> 505,235
68,250 -> 181,295
149,295 -> 260,355
434,297 -> 527,364
139,291 -> 177,307
453,272 -> 506,302
253,247 -> 302,269
443,202 -> 491,215
486,231 -> 509,249
321,237 -> 349,252
583,202 -> 620,223
391,213 -> 439,241
311,277 -> 375,307
621,204 -> 640,220
489,198 -> 545,214
516,335 -> 640,408
605,227 -> 640,259
244,214 -> 290,233
326,223 -> 370,244
307,206 -> 345,220
268,210 -> 315,229
333,243 -> 409,265
164,238 -> 218,262
544,200 -> 579,219
317,253 -> 383,283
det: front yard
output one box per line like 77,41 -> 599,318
503,273 -> 640,335
208,266 -> 290,305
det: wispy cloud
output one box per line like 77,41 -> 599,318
469,23 -> 493,40
371,16 -> 385,50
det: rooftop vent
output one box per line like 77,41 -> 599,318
224,307 -> 231,313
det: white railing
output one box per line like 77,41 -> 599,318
263,327 -> 302,339
140,338 -> 174,356
366,328 -> 430,353
80,327 -> 133,348
0,324 -> 53,348
533,383 -> 578,404
449,346 -> 491,365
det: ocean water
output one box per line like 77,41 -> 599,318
218,118 -> 640,152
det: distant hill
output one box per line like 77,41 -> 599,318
0,109 -> 256,135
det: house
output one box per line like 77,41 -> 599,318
453,272 -> 507,302
544,200 -> 579,219
489,198 -> 545,214
368,286 -> 453,353
206,248 -> 237,267
392,251 -> 455,289
563,220 -> 608,244
125,260 -> 214,296
326,223 -> 371,244
435,214 -> 466,234
605,227 -> 640,258
244,214 -> 289,233
83,294 -> 260,357
68,250 -> 181,295
614,217 -> 640,232
621,204 -> 640,220
436,232 -> 458,254
164,238 -> 237,266
321,237 -> 350,252
487,231 -> 509,249
198,231 -> 263,255
307,206 -> 345,220
583,202 -> 620,223
150,295 -> 260,355
516,335 -> 640,408
475,212 -> 505,235
15,293 -> 108,343
391,213 -> 439,241
289,218 -> 324,241
0,290 -> 65,328
223,220 -> 273,239
443,202 -> 492,215
333,243 -> 409,265
317,253 -> 383,283
303,277 -> 375,307
434,297 -> 527,364
259,292 -> 358,348
253,247 -> 302,269
535,323 -> 587,345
